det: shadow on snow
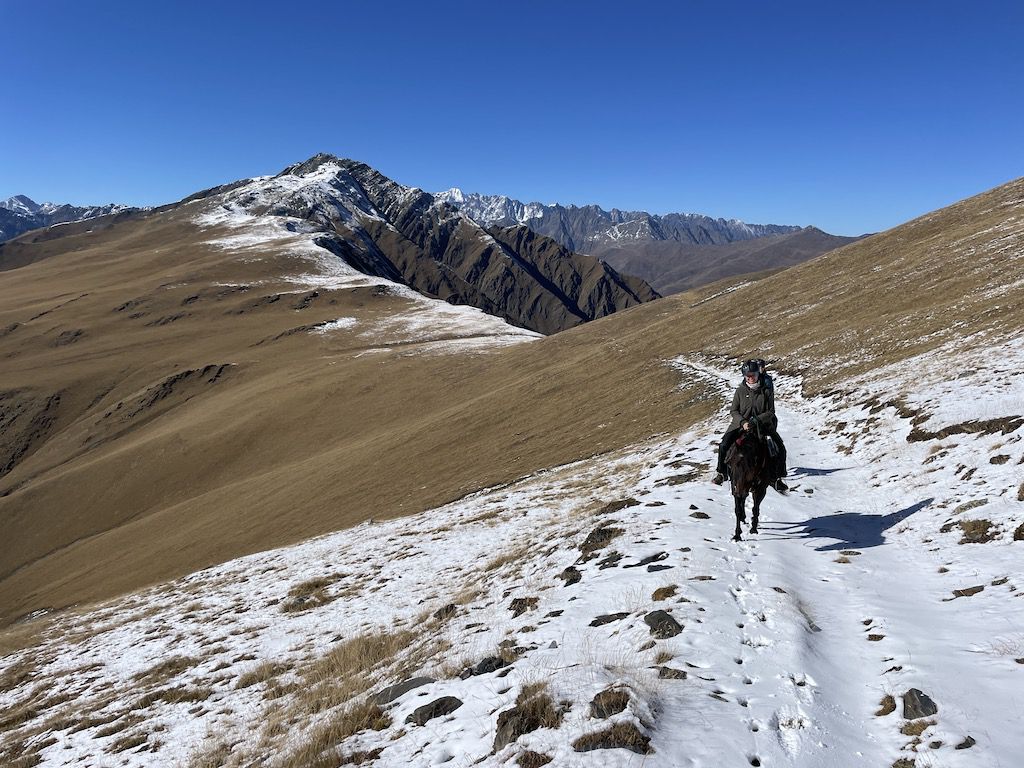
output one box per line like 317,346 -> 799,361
760,498 -> 934,550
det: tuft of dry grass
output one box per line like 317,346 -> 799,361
484,543 -> 533,573
572,721 -> 651,754
876,694 -> 896,716
653,650 -> 675,664
235,661 -> 291,689
651,584 -> 678,601
134,686 -> 212,709
281,577 -> 338,613
901,718 -> 935,737
132,655 -> 198,686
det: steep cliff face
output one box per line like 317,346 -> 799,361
197,154 -> 660,335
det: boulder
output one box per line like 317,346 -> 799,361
406,696 -> 463,725
370,676 -> 435,706
903,688 -> 938,719
644,610 -> 683,638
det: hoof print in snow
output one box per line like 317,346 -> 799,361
578,525 -> 624,561
517,751 -> 553,768
597,551 -> 624,569
690,511 -> 710,519
558,567 -> 582,586
589,688 -> 630,718
590,612 -> 630,627
433,603 -> 457,620
644,610 -> 683,638
955,735 -> 976,749
406,696 -> 462,725
371,676 -> 435,706
509,597 -> 539,617
624,551 -> 668,568
902,688 -> 939,719
656,666 -> 687,679
572,722 -> 652,754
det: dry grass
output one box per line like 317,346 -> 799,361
484,543 -> 533,573
132,655 -> 199,686
653,650 -> 675,664
876,694 -> 896,716
281,577 -> 337,613
134,686 -> 212,709
235,661 -> 291,689
651,584 -> 678,601
901,718 -> 935,737
278,700 -> 391,768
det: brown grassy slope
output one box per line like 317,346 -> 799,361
2,176 -> 1022,624
0,202 -> 710,625
593,227 -> 862,294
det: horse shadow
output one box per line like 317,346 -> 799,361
761,498 -> 934,550
789,465 -> 851,477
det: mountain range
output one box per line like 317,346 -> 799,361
0,195 -> 134,242
434,189 -> 861,293
0,156 -> 1021,767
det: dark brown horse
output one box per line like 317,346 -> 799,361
725,429 -> 773,541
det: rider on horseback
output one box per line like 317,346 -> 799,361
713,359 -> 788,492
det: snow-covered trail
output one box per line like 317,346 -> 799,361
3,358 -> 1020,768
643,361 -> 1019,766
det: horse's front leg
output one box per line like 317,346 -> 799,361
750,485 -> 767,534
733,494 -> 746,542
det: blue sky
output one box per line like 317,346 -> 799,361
3,1 -> 1022,235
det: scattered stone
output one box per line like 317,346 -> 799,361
589,688 -> 629,718
433,604 -> 456,620
990,454 -> 1010,464
589,612 -> 630,627
954,499 -> 988,514
956,519 -> 998,544
579,525 -> 624,560
903,688 -> 938,719
493,690 -> 563,751
840,550 -> 862,556
509,597 -> 539,617
992,577 -> 1009,586
868,634 -> 885,641
517,751 -> 553,768
547,641 -> 558,649
559,567 -> 582,586
644,610 -> 683,638
460,656 -> 509,679
928,740 -> 942,749
938,566 -> 949,573
646,501 -> 666,507
891,759 -> 915,768
624,552 -> 668,568
690,512 -> 710,519
406,696 -> 462,725
648,564 -> 673,572
544,610 -> 564,618
572,722 -> 652,754
1015,521 -> 1024,541
690,575 -> 715,582
949,585 -> 985,599
772,586 -> 787,593
955,735 -> 976,750
597,551 -> 624,569
596,499 -> 640,516
689,504 -> 699,510
637,640 -> 656,651
371,676 -> 435,706
652,585 -> 678,601
875,694 -> 896,716
657,666 -> 687,679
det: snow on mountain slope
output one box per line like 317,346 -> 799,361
193,200 -> 542,351
2,348 -> 1021,767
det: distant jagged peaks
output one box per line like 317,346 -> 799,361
432,189 -> 802,252
0,194 -> 134,242
188,154 -> 658,335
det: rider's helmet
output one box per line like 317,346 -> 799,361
740,360 -> 760,375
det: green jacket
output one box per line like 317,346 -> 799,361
728,382 -> 777,433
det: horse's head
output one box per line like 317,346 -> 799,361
725,433 -> 771,497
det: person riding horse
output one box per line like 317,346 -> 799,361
713,359 -> 788,492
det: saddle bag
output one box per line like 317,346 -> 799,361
766,436 -> 779,458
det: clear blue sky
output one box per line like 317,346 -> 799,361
3,1 -> 1023,235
